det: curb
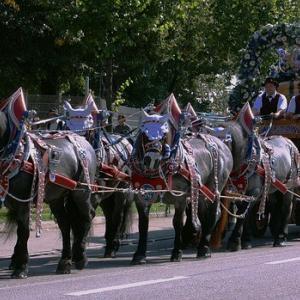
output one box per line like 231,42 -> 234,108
0,212 -> 173,233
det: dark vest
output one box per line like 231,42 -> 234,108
294,95 -> 300,114
260,93 -> 280,115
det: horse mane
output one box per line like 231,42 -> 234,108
0,111 -> 7,137
223,120 -> 248,172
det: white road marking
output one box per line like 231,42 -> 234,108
265,257 -> 300,265
65,276 -> 187,296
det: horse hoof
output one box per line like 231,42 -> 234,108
197,246 -> 211,259
11,268 -> 28,279
104,249 -> 117,258
273,240 -> 287,247
8,261 -> 16,270
131,255 -> 146,265
56,259 -> 72,274
170,250 -> 183,262
74,257 -> 88,270
227,240 -> 241,252
241,242 -> 252,250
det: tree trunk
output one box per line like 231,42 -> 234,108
104,59 -> 113,132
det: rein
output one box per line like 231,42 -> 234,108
101,127 -> 128,162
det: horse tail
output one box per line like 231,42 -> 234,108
3,208 -> 18,241
210,198 -> 230,249
119,197 -> 133,239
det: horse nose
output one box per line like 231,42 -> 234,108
143,152 -> 161,170
144,155 -> 151,168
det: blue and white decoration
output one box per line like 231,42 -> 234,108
229,23 -> 300,109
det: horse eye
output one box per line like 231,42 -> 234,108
143,135 -> 148,143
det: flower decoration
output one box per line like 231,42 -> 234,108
229,23 -> 300,109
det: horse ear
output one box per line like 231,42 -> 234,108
141,109 -> 150,121
237,102 -> 254,134
63,101 -> 72,111
86,100 -> 94,114
0,111 -> 7,137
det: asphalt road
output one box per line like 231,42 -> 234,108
1,220 -> 300,300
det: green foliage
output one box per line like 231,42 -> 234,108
0,1 -> 299,111
112,77 -> 133,111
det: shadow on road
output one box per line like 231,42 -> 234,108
1,226 -> 300,279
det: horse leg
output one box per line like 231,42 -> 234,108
101,193 -> 129,258
227,201 -> 251,251
240,204 -> 254,250
100,196 -> 118,258
197,200 -> 219,259
69,190 -> 92,270
171,204 -> 185,262
8,201 -> 30,279
110,194 -> 133,256
210,198 -> 230,249
49,198 -> 72,274
269,191 -> 292,247
181,203 -> 198,248
131,200 -> 150,265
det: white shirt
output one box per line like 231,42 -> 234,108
252,92 -> 287,114
286,96 -> 298,113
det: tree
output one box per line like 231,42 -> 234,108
0,0 -> 299,112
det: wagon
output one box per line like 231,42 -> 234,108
252,81 -> 300,237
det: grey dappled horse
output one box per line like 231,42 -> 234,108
130,109 -> 233,264
0,110 -> 97,278
63,100 -> 133,258
91,132 -> 133,258
224,104 -> 299,250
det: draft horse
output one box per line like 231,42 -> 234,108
224,103 -> 300,250
0,88 -> 97,278
130,94 -> 233,264
63,98 -> 133,258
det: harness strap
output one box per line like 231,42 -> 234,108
100,163 -> 130,182
67,134 -> 91,190
22,161 -> 78,190
256,154 -> 272,219
255,165 -> 288,194
28,144 -> 44,237
181,138 -> 217,202
185,154 -> 201,231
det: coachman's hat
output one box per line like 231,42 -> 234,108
264,77 -> 279,88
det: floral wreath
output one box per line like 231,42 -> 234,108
229,23 -> 300,109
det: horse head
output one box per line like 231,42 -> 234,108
63,100 -> 94,134
138,109 -> 170,172
0,88 -> 27,152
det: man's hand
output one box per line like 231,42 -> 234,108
270,111 -> 284,119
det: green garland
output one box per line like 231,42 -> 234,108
229,23 -> 300,109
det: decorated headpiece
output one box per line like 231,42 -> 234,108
155,93 -> 181,130
7,87 -> 27,129
237,102 -> 254,135
63,100 -> 94,133
140,109 -> 169,141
